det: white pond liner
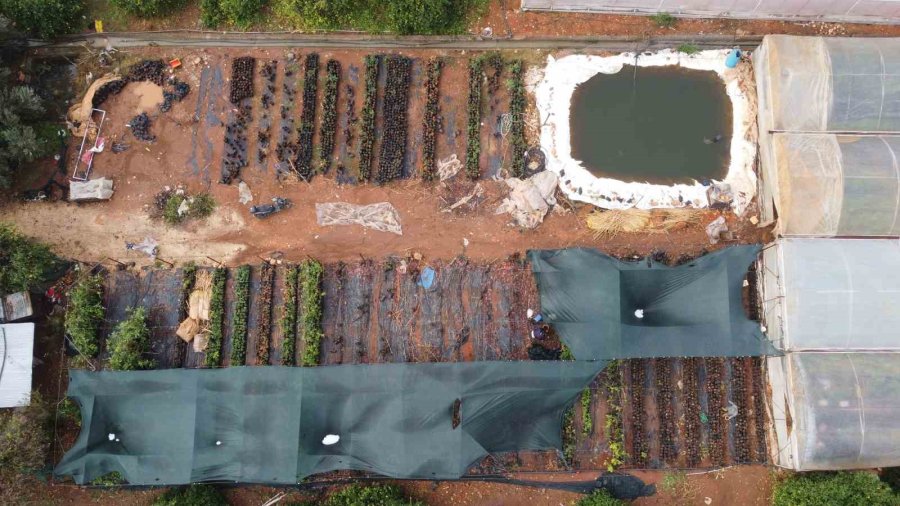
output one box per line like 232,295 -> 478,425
533,50 -> 757,215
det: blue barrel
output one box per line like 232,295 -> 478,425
725,49 -> 742,68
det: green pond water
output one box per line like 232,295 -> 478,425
569,65 -> 732,184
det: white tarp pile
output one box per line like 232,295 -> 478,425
495,170 -> 559,228
316,202 -> 403,235
69,177 -> 114,202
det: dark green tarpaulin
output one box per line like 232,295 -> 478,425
529,245 -> 776,360
55,362 -> 604,485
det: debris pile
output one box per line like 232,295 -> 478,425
126,59 -> 166,85
159,78 -> 191,112
495,170 -> 559,228
129,112 -> 155,142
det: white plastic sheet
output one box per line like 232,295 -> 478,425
316,202 -> 403,235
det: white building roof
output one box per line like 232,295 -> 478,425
0,323 -> 35,408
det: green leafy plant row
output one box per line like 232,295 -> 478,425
562,404 -> 576,465
604,360 -> 626,472
421,57 -> 443,181
507,59 -> 527,178
465,57 -> 484,180
256,261 -> 275,364
107,306 -> 155,371
230,265 -> 251,365
581,387 -> 593,437
64,274 -> 105,359
294,53 -> 319,180
320,59 -> 341,174
376,55 -> 412,184
358,55 -> 380,182
204,268 -> 227,367
280,265 -> 300,366
299,259 -> 324,366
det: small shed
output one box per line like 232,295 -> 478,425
0,323 -> 35,408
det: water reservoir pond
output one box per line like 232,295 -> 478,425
569,65 -> 732,184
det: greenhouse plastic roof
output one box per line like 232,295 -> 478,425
788,352 -> 900,470
755,36 -> 900,236
771,135 -> 900,236
55,362 -> 604,485
528,245 -> 776,359
768,238 -> 900,351
756,36 -> 900,133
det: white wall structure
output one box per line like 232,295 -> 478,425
0,323 -> 35,408
521,1 -> 900,24
759,238 -> 900,470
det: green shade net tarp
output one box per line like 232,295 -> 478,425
55,361 -> 604,485
529,245 -> 776,360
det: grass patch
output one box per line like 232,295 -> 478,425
650,12 -> 677,28
153,484 -> 228,505
677,43 -> 700,54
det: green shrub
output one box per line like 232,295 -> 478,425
0,223 -> 61,294
274,0 -> 485,34
773,472 -> 898,506
577,489 -> 627,506
324,484 -> 424,506
230,265 -> 250,365
0,392 -> 50,474
107,306 -> 155,371
299,259 -> 323,367
154,484 -> 229,505
162,192 -> 216,226
201,0 -> 266,28
0,0 -> 84,38
204,267 -> 227,367
64,274 -> 105,358
650,12 -> 676,28
110,0 -> 187,17
676,43 -> 700,54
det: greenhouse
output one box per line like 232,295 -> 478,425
759,238 -> 900,470
754,35 -> 900,237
